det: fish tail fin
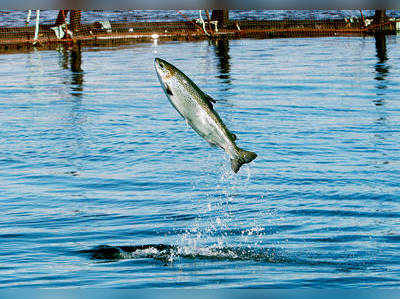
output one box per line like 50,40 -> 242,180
230,147 -> 257,173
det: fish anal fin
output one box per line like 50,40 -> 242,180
200,92 -> 215,109
205,94 -> 216,104
202,94 -> 216,110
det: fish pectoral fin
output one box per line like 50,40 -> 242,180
164,83 -> 173,96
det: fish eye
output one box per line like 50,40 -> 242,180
159,63 -> 164,69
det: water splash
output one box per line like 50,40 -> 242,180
175,155 -> 269,261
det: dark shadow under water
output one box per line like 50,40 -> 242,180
78,244 -> 289,265
77,244 -> 377,272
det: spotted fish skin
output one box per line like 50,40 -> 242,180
154,58 -> 256,173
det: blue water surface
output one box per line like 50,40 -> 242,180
0,35 -> 399,288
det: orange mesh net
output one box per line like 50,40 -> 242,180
0,10 -> 398,51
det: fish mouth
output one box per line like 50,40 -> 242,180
154,57 -> 166,66
154,58 -> 165,79
154,58 -> 173,88
154,57 -> 164,71
154,58 -> 163,81
154,58 -> 160,72
154,57 -> 170,74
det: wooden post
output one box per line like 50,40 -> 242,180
55,10 -> 81,34
70,10 -> 82,34
373,9 -> 394,33
375,32 -> 387,63
211,9 -> 229,27
55,10 -> 68,26
374,10 -> 387,25
205,10 -> 212,33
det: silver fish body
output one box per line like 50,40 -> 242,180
154,58 -> 256,173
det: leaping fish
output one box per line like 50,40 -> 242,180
154,58 -> 257,173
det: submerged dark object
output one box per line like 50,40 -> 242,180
79,244 -> 176,260
79,244 -> 291,265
